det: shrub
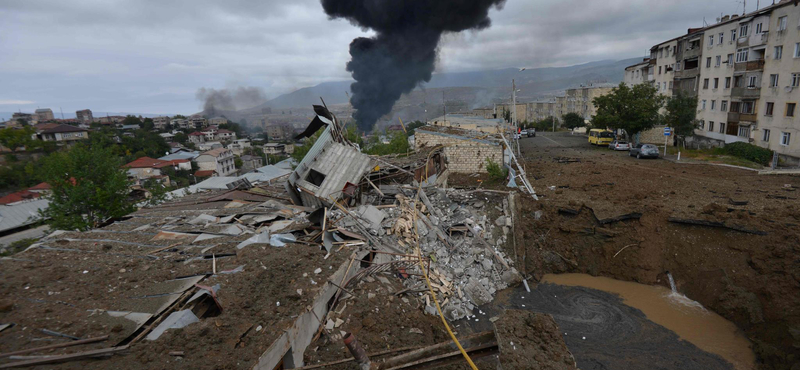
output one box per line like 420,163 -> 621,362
721,142 -> 773,166
1,238 -> 37,256
485,158 -> 508,182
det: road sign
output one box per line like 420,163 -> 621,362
664,127 -> 671,136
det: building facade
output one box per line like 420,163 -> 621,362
76,109 -> 93,123
35,108 -> 54,122
196,148 -> 236,176
624,59 -> 653,86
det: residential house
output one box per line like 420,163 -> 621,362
97,116 -> 125,125
624,59 -> 653,86
227,138 -> 251,156
201,127 -> 218,141
11,113 -> 34,124
196,148 -> 236,176
652,37 -> 679,96
76,109 -> 93,123
217,129 -> 236,141
188,131 -> 206,144
159,133 -> 175,142
34,123 -> 89,142
123,157 -> 171,186
209,117 -> 228,126
263,143 -> 286,155
240,154 -> 264,172
190,116 -> 207,129
673,28 -> 705,97
265,124 -> 291,141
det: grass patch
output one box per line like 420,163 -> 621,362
486,158 -> 508,183
1,238 -> 38,256
666,146 -> 764,169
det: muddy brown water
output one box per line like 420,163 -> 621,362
541,273 -> 755,370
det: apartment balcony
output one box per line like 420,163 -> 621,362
682,47 -> 703,59
728,112 -> 740,123
731,86 -> 761,98
734,59 -> 765,72
674,67 -> 700,80
740,113 -> 757,122
738,31 -> 769,47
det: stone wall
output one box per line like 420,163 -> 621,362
415,130 -> 504,174
639,125 -> 667,144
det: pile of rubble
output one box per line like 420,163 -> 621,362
328,185 -> 521,321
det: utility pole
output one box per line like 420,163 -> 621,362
442,91 -> 446,124
512,79 -> 520,157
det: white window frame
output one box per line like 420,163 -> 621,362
763,129 -> 770,142
719,32 -> 724,44
770,74 -> 780,87
721,100 -> 728,112
719,122 -> 726,134
795,43 -> 800,58
781,132 -> 791,146
740,23 -> 749,37
756,23 -> 763,34
748,75 -> 758,88
711,100 -> 717,110
778,16 -> 788,31
775,46 -> 783,60
738,127 -> 750,138
736,48 -> 749,63
731,29 -> 737,41
702,100 -> 707,110
716,55 -> 721,67
792,73 -> 800,87
766,102 -> 775,116
709,121 -> 715,132
708,35 -> 714,46
699,120 -> 705,130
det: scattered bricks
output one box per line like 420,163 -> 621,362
465,278 -> 493,306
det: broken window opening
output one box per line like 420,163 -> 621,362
306,169 -> 326,187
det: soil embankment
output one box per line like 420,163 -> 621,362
511,133 -> 800,369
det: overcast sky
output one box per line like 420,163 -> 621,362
0,0 -> 750,116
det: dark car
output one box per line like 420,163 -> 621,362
527,128 -> 536,137
629,144 -> 659,159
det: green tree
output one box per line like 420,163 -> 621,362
562,113 -> 585,130
123,115 -> 142,127
0,126 -> 35,152
292,129 -> 323,162
142,179 -> 168,207
664,92 -> 699,144
406,120 -> 425,136
592,83 -> 666,142
503,109 -> 511,123
364,131 -> 409,155
234,155 -> 243,169
142,117 -> 155,131
38,145 -> 135,231
219,122 -> 242,137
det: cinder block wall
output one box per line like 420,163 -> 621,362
639,125 -> 666,144
415,131 -> 504,173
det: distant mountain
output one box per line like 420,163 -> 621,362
250,57 -> 642,110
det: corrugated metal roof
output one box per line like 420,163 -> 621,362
159,151 -> 200,161
253,165 -> 292,180
0,199 -> 49,233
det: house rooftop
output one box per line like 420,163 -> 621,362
0,190 -> 40,205
123,157 -> 166,169
201,148 -> 230,157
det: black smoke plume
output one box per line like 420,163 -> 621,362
321,0 -> 505,132
196,87 -> 266,117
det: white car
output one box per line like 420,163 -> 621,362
608,140 -> 631,151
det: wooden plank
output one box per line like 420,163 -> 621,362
0,336 -> 109,359
0,346 -> 127,369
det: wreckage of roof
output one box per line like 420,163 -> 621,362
416,125 -> 504,146
0,198 -> 48,233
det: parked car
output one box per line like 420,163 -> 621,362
527,128 -> 536,137
520,130 -> 528,136
608,140 -> 631,151
629,144 -> 659,159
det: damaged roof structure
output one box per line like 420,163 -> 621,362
0,103 -> 549,370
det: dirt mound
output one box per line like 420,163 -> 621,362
494,310 -> 576,370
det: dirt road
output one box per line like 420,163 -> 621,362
509,132 -> 800,370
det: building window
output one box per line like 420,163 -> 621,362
748,76 -> 758,88
699,120 -> 705,130
725,77 -> 732,88
787,103 -> 796,117
792,73 -> 800,87
706,57 -> 712,68
669,81 -> 673,89
719,122 -> 726,134
702,100 -> 707,110
770,74 -> 780,87
781,132 -> 791,146
664,81 -> 668,90
659,66 -> 662,74
739,127 -> 750,138
756,22 -> 763,34
731,29 -> 737,40
740,23 -> 749,37
716,55 -> 721,67
727,53 -> 734,65
731,101 -> 741,113
742,101 -> 754,114
714,78 -> 719,89
719,32 -> 724,44
709,121 -> 715,131
711,100 -> 717,110
703,79 -> 710,89
795,43 -> 800,58
736,48 -> 749,63
775,46 -> 783,60
766,102 -> 775,116
734,75 -> 744,87
708,35 -> 714,46
778,16 -> 788,31
763,129 -> 771,142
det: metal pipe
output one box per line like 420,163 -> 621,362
343,333 -> 372,370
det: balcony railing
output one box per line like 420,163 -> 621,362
740,113 -> 757,122
734,59 -> 765,72
727,112 -> 740,123
731,86 -> 762,98
674,68 -> 700,79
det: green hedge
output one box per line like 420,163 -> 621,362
721,142 -> 773,165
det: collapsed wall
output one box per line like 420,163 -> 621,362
415,126 -> 505,174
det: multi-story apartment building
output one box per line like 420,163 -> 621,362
758,4 -> 800,158
638,0 -> 800,162
153,116 -> 170,129
651,39 -> 679,96
76,109 -> 93,124
624,59 -> 653,85
35,108 -> 54,122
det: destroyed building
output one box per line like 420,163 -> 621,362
0,104 -> 550,370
